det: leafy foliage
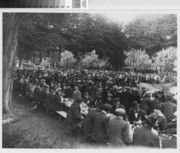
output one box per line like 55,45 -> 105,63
14,13 -> 177,70
125,49 -> 152,69
59,51 -> 77,68
81,50 -> 109,69
124,14 -> 177,55
153,47 -> 177,72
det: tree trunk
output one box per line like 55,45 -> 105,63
3,13 -> 32,116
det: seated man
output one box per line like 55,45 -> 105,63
46,88 -> 65,113
66,97 -> 84,135
148,104 -> 167,133
128,101 -> 146,125
133,116 -> 159,148
111,97 -> 126,114
108,108 -> 130,147
162,97 -> 177,123
81,108 -> 100,139
83,92 -> 94,107
89,92 -> 103,109
91,104 -> 112,145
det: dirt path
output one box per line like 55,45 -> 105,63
3,95 -> 85,148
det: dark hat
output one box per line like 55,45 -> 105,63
101,104 -> 112,111
112,97 -> 120,103
19,75 -> 24,78
75,97 -> 84,103
153,103 -> 162,111
132,101 -> 139,107
44,85 -> 49,89
145,116 -> 158,128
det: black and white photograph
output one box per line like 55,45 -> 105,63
2,10 -> 178,149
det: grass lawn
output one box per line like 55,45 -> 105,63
2,95 -> 88,148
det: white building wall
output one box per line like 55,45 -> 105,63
43,0 -> 49,7
66,0 -> 72,8
38,0 -> 43,7
60,0 -> 65,8
48,0 -> 55,7
54,0 -> 60,7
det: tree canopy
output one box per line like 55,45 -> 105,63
11,13 -> 177,70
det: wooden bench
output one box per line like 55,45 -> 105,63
56,111 -> 67,121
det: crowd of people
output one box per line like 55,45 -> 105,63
13,68 -> 177,148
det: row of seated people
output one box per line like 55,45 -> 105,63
13,74 -> 177,148
66,98 -> 177,148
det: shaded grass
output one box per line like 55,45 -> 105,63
2,95 -> 84,148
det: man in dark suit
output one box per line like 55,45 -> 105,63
128,101 -> 146,125
108,108 -> 130,147
111,97 -> 126,114
91,104 -> 112,145
89,92 -> 103,109
66,97 -> 84,134
81,108 -> 100,138
133,116 -> 160,148
83,92 -> 94,107
64,85 -> 73,99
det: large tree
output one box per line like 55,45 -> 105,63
124,14 -> 177,55
3,13 -> 33,117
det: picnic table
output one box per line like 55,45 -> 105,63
56,98 -> 89,119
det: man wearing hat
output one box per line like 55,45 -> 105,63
133,116 -> 160,148
66,97 -> 84,135
111,97 -> 126,114
161,97 -> 177,123
90,92 -> 103,109
128,101 -> 146,125
72,85 -> 82,101
148,105 -> 167,133
91,104 -> 112,145
81,108 -> 100,140
83,92 -> 94,107
108,108 -> 130,147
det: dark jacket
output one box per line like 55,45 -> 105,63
46,94 -> 64,111
81,109 -> 100,137
33,86 -> 41,102
64,87 -> 73,98
128,109 -> 146,124
92,111 -> 109,143
133,125 -> 159,148
162,102 -> 176,123
108,117 -> 129,147
66,102 -> 82,129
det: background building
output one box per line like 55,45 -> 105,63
0,0 -> 88,8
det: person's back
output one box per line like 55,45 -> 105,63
66,98 -> 82,130
81,109 -> 100,137
133,125 -> 159,148
108,117 -> 129,147
162,101 -> 176,123
92,109 -> 110,144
